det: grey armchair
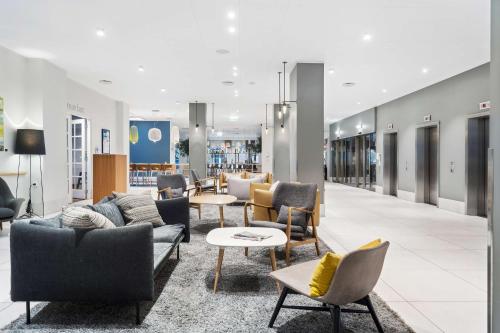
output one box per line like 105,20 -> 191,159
0,177 -> 24,230
157,174 -> 201,219
190,169 -> 217,195
244,182 -> 320,265
269,241 -> 390,333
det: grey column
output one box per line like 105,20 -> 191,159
491,0 -> 500,331
290,63 -> 325,203
189,102 -> 207,181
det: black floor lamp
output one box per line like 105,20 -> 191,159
14,129 -> 46,218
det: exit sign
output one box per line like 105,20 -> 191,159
424,114 -> 432,122
479,101 -> 491,111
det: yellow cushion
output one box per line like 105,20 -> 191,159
358,238 -> 382,250
309,252 -> 343,297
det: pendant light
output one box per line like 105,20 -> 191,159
129,125 -> 139,144
265,104 -> 269,135
282,61 -> 288,115
148,110 -> 162,143
277,72 -> 282,120
195,101 -> 199,131
211,102 -> 215,133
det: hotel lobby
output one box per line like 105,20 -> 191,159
0,1 -> 498,332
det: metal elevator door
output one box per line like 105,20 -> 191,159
466,116 -> 490,217
416,126 -> 439,205
383,133 -> 398,196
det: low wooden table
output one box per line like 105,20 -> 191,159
189,194 -> 237,227
206,227 -> 287,293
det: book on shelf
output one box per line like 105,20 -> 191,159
232,231 -> 272,241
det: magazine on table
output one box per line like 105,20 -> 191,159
232,231 -> 272,241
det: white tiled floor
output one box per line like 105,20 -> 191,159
0,182 -> 488,332
317,182 -> 487,333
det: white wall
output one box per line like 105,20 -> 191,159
261,126 -> 273,173
0,45 -> 129,215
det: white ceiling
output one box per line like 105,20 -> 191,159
0,0 -> 490,131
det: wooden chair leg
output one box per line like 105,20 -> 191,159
268,286 -> 289,328
315,239 -> 321,256
198,206 -> 201,219
285,243 -> 291,266
366,295 -> 384,333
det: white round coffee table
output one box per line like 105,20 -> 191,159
206,227 -> 287,293
189,194 -> 237,228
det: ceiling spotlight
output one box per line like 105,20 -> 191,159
232,66 -> 238,71
357,101 -> 361,105
236,109 -> 240,113
248,81 -> 256,85
234,90 -> 239,96
216,49 -> 230,55
160,88 -> 166,93
96,28 -> 106,38
228,26 -> 236,34
222,81 -> 234,86
138,66 -> 145,72
382,89 -> 387,93
99,79 -> 112,85
227,11 -> 236,20
342,82 -> 356,87
232,72 -> 238,77
175,101 -> 180,105
328,68 -> 335,74
152,109 -> 160,113
362,34 -> 372,41
422,67 -> 429,74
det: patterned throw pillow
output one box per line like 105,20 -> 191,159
90,200 -> 125,227
62,207 -> 116,229
276,205 -> 308,232
113,193 -> 165,227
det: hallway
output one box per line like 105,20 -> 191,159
318,182 -> 487,332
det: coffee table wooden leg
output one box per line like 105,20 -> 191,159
214,248 -> 224,293
269,248 -> 280,292
219,205 -> 224,228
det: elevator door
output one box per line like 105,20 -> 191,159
416,126 -> 438,205
466,116 -> 489,217
383,133 -> 398,196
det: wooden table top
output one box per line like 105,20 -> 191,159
189,194 -> 237,205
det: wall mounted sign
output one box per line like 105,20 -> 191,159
387,123 -> 394,129
0,97 -> 4,151
479,101 -> 491,111
101,129 -> 110,154
423,114 -> 432,122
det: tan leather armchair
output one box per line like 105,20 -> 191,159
269,241 -> 390,332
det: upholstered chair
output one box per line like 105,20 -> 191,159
244,182 -> 320,265
157,174 -> 201,219
269,241 -> 390,333
190,169 -> 217,195
0,177 -> 24,230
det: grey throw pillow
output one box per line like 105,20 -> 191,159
171,187 -> 184,198
62,207 -> 116,229
90,200 -> 125,227
113,193 -> 165,227
276,205 -> 308,232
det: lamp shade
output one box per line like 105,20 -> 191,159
14,129 -> 46,155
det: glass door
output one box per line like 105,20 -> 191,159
71,118 -> 87,200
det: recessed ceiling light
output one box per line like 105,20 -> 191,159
232,72 -> 238,77
236,109 -> 240,113
248,81 -> 256,85
99,79 -> 112,85
382,89 -> 387,93
175,101 -> 181,105
152,109 -> 160,113
232,66 -> 238,71
227,11 -> 236,20
362,34 -> 372,41
328,68 -> 335,74
222,81 -> 234,86
357,102 -> 361,105
138,66 -> 145,72
342,82 -> 356,87
216,49 -> 230,55
96,28 -> 106,38
228,26 -> 236,34
160,88 -> 166,93
422,67 -> 429,74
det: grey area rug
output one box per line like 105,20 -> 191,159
4,204 -> 414,332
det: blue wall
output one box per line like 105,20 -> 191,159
130,121 -> 170,163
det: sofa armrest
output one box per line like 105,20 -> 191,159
155,197 -> 190,242
10,222 -> 154,302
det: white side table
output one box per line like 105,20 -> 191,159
206,227 -> 287,293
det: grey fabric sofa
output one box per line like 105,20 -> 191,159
10,196 -> 190,325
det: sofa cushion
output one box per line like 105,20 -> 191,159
30,214 -> 62,228
153,224 -> 185,244
228,177 -> 263,200
62,207 -> 116,229
113,193 -> 165,227
153,243 -> 174,276
0,207 -> 15,219
90,200 -> 125,227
